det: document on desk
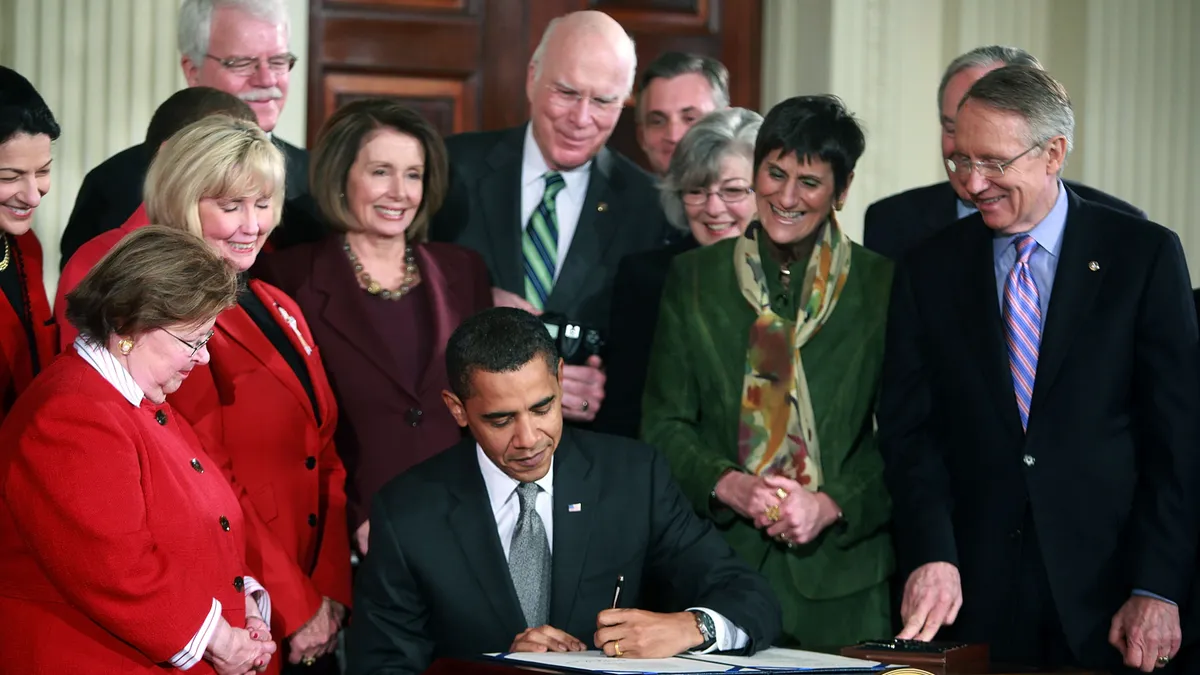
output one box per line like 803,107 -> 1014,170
486,647 -> 886,673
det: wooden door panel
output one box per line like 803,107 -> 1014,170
309,0 -> 760,173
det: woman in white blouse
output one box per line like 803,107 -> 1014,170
0,226 -> 275,674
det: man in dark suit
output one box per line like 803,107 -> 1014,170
60,0 -> 318,269
348,308 -> 780,674
878,66 -> 1199,674
863,46 -> 1144,261
430,10 -> 671,425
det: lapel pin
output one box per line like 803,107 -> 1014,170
596,202 -> 608,213
1088,261 -> 1100,272
568,503 -> 582,512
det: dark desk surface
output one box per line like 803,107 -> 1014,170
423,657 -> 1107,675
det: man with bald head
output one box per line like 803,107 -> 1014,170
863,45 -> 1144,261
431,11 -> 671,427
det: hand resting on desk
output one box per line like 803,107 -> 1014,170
897,562 -> 962,642
509,610 -> 704,660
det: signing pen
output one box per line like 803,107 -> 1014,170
611,575 -> 624,608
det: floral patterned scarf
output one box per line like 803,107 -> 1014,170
734,215 -> 852,490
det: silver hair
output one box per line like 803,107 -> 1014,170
178,0 -> 291,67
529,17 -> 638,95
937,45 -> 1042,113
659,107 -> 763,233
961,65 -> 1074,158
635,52 -> 730,124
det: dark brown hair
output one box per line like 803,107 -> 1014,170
310,99 -> 448,242
66,226 -> 239,341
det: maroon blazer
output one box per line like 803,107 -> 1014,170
255,236 -> 491,529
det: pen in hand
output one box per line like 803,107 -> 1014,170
611,575 -> 624,609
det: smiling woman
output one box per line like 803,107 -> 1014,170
642,95 -> 898,649
0,66 -> 60,425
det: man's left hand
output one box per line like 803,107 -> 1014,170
1108,595 -> 1181,672
561,356 -> 605,422
288,597 -> 344,665
756,475 -> 841,545
594,609 -> 702,659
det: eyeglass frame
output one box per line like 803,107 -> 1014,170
205,52 -> 298,77
681,184 -> 755,206
544,83 -> 624,116
162,328 -> 215,358
945,141 -> 1045,179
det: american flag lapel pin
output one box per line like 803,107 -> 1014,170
568,503 -> 582,513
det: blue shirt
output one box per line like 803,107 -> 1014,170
991,181 -> 1068,317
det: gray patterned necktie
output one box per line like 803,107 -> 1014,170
508,482 -> 551,627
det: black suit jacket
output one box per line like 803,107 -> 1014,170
877,189 -> 1200,668
348,429 -> 781,674
60,136 -> 319,269
863,179 -> 1145,261
593,235 -> 698,438
429,126 -> 671,332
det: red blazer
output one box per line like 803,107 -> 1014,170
255,238 -> 492,529
0,352 -> 253,673
170,279 -> 352,640
55,204 -> 151,350
0,230 -> 57,425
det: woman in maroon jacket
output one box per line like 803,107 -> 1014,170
256,99 -> 491,555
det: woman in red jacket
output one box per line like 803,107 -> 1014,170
0,226 -> 275,673
145,115 -> 351,671
0,67 -> 58,425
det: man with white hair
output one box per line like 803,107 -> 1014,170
430,10 -> 671,427
60,0 -> 318,269
862,45 -> 1144,262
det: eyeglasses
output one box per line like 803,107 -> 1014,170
946,143 -> 1042,179
545,84 -> 623,115
163,328 -> 215,358
682,185 -> 754,205
206,53 -> 297,78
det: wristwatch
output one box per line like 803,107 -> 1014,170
689,610 -> 717,652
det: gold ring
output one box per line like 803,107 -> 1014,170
764,503 -> 781,522
776,488 -> 789,500
303,656 -> 316,666
614,641 -> 623,657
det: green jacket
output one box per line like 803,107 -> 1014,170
641,236 -> 894,603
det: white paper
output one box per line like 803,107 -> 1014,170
487,650 -> 736,674
684,647 -> 883,671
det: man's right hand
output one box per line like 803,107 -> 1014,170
492,287 -> 541,315
897,562 -> 963,641
510,625 -> 588,653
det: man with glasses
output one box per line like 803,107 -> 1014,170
430,10 -> 671,427
862,46 -> 1143,262
878,65 -> 1199,674
60,0 -> 319,269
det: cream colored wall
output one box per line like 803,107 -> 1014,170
762,0 -> 1200,284
0,0 -> 308,299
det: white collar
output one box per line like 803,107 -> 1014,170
521,123 -> 592,189
476,442 -> 555,514
74,337 -> 145,406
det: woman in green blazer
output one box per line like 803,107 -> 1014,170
642,95 -> 894,648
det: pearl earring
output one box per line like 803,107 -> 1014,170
118,337 -> 134,355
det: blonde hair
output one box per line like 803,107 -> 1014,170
144,115 -> 285,237
66,225 -> 239,342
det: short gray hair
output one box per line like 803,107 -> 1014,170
178,0 -> 290,67
660,107 -> 762,232
635,52 -> 730,123
961,65 -> 1074,157
530,17 -> 638,95
937,45 -> 1042,113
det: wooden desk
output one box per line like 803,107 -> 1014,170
422,657 -> 1107,675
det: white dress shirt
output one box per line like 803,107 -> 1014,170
519,124 -> 591,280
75,338 -> 272,670
474,445 -> 748,653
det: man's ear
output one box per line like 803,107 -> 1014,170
181,56 -> 202,87
441,390 -> 469,428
